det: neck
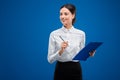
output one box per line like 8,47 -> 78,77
64,24 -> 72,29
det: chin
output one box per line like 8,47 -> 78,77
62,22 -> 67,25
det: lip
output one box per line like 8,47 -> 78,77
62,20 -> 66,23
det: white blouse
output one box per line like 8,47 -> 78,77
47,26 -> 85,63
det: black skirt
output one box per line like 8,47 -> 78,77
54,61 -> 82,80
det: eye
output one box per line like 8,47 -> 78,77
64,12 -> 68,15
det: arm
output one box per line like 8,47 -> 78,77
47,33 -> 61,64
79,32 -> 86,50
81,32 -> 96,57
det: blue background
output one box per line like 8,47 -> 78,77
0,0 -> 120,80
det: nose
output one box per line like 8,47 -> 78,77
60,14 -> 65,19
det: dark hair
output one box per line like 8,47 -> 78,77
60,4 -> 76,25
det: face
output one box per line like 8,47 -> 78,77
60,7 -> 75,27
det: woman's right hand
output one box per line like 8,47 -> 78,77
59,41 -> 68,55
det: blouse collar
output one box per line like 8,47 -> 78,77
61,26 -> 74,33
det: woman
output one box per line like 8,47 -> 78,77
47,4 -> 95,80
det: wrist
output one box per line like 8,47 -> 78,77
59,49 -> 64,56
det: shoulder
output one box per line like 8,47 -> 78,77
50,28 -> 62,36
73,27 -> 85,35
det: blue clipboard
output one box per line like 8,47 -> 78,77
73,42 -> 103,61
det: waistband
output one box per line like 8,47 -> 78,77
57,61 -> 79,64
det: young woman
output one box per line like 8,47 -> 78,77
47,4 -> 95,80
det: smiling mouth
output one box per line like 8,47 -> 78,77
62,20 -> 65,22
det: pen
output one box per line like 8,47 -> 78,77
59,36 -> 65,41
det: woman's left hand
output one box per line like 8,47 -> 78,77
89,50 -> 96,57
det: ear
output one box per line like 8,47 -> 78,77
72,13 -> 75,19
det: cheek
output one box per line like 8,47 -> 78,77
59,16 -> 64,21
68,17 -> 73,22
64,16 -> 71,22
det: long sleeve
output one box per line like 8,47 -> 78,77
47,33 -> 61,64
79,31 -> 86,49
